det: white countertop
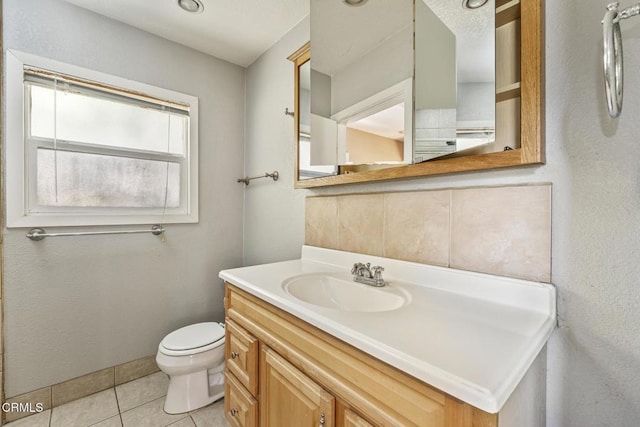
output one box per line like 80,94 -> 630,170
219,246 -> 556,413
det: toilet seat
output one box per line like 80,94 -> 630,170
159,322 -> 225,356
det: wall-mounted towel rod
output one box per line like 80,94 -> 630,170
602,2 -> 640,117
26,224 -> 165,241
237,171 -> 279,186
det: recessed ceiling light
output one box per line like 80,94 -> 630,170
462,0 -> 488,9
178,0 -> 204,14
343,0 -> 368,7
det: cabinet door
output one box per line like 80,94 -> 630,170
260,346 -> 335,427
225,372 -> 258,427
226,319 -> 259,396
343,408 -> 374,427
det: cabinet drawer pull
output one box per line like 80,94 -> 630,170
230,351 -> 239,359
230,408 -> 239,416
319,411 -> 325,426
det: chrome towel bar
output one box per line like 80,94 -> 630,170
237,171 -> 279,186
26,224 -> 165,241
602,2 -> 640,118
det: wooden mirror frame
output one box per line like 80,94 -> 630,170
289,0 -> 543,189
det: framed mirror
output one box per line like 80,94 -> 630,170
290,0 -> 543,188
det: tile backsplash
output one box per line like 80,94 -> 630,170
305,184 -> 551,282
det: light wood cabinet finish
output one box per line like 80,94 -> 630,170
343,408 -> 374,427
260,345 -> 335,427
226,319 -> 259,396
225,372 -> 258,427
225,283 -> 497,427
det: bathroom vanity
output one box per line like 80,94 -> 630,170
219,246 -> 556,426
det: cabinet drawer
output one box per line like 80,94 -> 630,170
225,372 -> 258,427
226,318 -> 259,396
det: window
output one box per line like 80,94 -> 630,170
6,50 -> 199,227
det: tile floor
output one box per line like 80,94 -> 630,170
5,372 -> 230,427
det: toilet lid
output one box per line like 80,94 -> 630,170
161,322 -> 224,351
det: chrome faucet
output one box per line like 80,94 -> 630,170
351,262 -> 386,287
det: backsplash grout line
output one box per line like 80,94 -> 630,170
306,184 -> 551,282
382,194 -> 387,257
448,189 -> 453,268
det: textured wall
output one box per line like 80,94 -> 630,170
247,0 -> 640,425
2,0 -> 245,396
242,18 -> 308,266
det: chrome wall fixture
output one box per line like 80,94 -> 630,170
602,2 -> 640,118
237,171 -> 279,186
26,225 -> 165,241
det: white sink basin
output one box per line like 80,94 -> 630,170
282,273 -> 410,312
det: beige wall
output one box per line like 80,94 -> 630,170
345,128 -> 404,164
305,184 -> 551,283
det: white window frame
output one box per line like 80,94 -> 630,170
6,50 -> 199,228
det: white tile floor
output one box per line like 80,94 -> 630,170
5,372 -> 230,427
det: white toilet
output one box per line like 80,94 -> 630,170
156,322 -> 226,414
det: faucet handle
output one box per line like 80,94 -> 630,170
351,262 -> 363,275
372,266 -> 385,283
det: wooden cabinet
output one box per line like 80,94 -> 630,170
226,319 -> 259,396
224,283 -> 497,427
342,408 -> 373,427
260,346 -> 334,427
225,372 -> 258,427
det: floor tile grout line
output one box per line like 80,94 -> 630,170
5,372 -> 204,427
113,385 -> 124,427
120,394 -> 168,417
87,389 -> 120,427
114,372 -> 168,415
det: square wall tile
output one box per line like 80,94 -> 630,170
451,185 -> 551,282
337,194 -> 384,256
4,387 -> 51,423
305,197 -> 338,249
115,355 -> 159,386
52,367 -> 114,407
383,191 -> 451,266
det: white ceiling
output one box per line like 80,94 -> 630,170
423,0 -> 494,83
311,0 -> 493,82
63,0 -> 310,67
311,0 -> 413,76
62,0 -> 493,81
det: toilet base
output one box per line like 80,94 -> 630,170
163,370 -> 224,414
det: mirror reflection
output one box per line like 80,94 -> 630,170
298,59 -> 337,179
415,0 -> 496,162
305,0 -> 497,178
309,0 -> 413,171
